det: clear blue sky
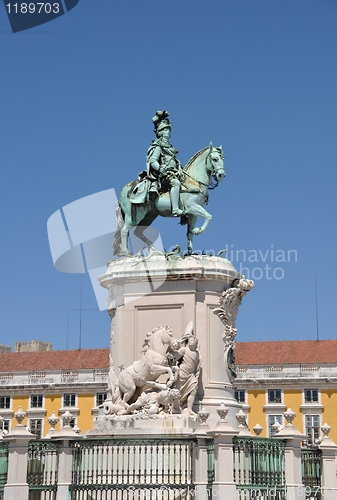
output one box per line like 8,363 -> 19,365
1,1 -> 336,351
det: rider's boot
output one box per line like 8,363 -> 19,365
171,186 -> 184,217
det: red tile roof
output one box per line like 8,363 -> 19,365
1,340 -> 337,373
235,340 -> 337,365
0,348 -> 109,372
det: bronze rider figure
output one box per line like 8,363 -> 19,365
145,110 -> 185,217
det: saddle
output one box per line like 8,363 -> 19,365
130,178 -> 151,204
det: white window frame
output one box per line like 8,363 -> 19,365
303,389 -> 319,404
268,414 -> 283,437
234,390 -> 246,404
96,393 -> 106,407
0,396 -> 11,409
300,389 -> 323,422
267,389 -> 282,404
304,414 -> 320,446
263,389 -> 286,424
30,394 -> 44,409
59,393 -> 79,423
27,394 -> 46,422
29,418 -> 43,439
63,393 -> 77,408
2,419 -> 10,434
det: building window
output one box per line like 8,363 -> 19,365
2,419 -> 10,434
63,393 -> 76,407
0,396 -> 10,409
96,393 -> 106,406
304,389 -> 319,403
234,390 -> 246,404
268,389 -> 282,404
305,415 -> 320,446
268,415 -> 283,437
30,394 -> 43,408
30,419 -> 43,439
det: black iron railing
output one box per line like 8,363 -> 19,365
233,436 -> 286,500
69,438 -> 196,500
301,448 -> 321,499
0,441 -> 8,500
27,440 -> 59,500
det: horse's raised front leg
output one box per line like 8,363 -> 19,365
186,204 -> 213,236
150,364 -> 175,386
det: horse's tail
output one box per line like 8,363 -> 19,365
113,204 -> 125,255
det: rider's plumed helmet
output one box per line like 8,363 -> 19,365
152,110 -> 172,137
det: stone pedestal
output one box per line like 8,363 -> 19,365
99,252 -> 253,429
208,420 -> 239,500
192,430 -> 211,500
54,437 -> 80,500
277,410 -> 307,500
4,424 -> 35,500
319,426 -> 337,500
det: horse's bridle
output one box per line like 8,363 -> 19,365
183,147 -> 224,192
206,148 -> 225,190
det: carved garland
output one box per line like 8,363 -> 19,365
214,278 -> 254,378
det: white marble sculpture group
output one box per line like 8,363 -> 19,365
104,321 -> 201,418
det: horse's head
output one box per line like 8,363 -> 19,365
149,326 -> 179,350
206,142 -> 226,184
163,328 -> 181,349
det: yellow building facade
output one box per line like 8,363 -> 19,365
0,348 -> 109,437
234,339 -> 337,443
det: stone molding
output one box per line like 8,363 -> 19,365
100,253 -> 240,285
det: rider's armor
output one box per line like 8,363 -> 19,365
132,111 -> 184,216
146,122 -> 184,216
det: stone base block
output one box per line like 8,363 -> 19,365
88,414 -> 198,437
4,484 -> 29,500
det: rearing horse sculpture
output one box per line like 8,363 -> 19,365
117,326 -> 179,407
113,143 -> 225,255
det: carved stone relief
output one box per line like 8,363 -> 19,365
104,322 -> 201,418
213,278 -> 254,380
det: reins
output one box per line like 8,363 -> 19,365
183,149 -> 223,192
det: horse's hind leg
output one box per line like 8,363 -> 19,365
133,213 -> 158,250
120,213 -> 134,255
118,374 -> 137,406
121,388 -> 137,406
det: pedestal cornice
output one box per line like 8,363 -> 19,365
99,253 -> 241,288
